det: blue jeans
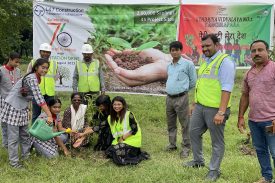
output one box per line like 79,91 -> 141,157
249,120 -> 275,181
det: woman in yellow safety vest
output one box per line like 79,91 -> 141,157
106,96 -> 149,165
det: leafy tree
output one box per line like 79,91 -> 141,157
57,66 -> 71,85
0,0 -> 32,64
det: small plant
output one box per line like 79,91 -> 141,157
107,37 -> 159,51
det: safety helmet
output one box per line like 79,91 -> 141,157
81,44 -> 94,54
39,43 -> 52,52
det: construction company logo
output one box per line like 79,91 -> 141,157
33,5 -> 45,16
33,4 -> 84,17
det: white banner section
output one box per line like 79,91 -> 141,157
33,2 -> 93,91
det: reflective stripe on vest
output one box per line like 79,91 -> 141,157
107,111 -> 142,148
77,60 -> 100,92
195,53 -> 232,108
32,59 -> 57,96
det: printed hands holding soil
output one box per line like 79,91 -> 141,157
105,48 -> 191,87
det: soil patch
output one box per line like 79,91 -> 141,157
113,52 -> 153,70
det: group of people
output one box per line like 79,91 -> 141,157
164,35 -> 235,182
0,42 -> 148,168
0,34 -> 274,183
161,35 -> 275,183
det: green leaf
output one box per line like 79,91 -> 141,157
135,41 -> 160,51
107,37 -> 132,49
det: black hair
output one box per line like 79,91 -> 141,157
169,41 -> 183,51
9,52 -> 21,60
3,52 -> 21,65
71,92 -> 83,101
96,95 -> 111,114
47,98 -> 62,107
31,58 -> 50,73
21,58 -> 50,88
110,96 -> 127,124
250,40 -> 269,50
201,34 -> 219,45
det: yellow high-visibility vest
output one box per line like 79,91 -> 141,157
107,111 -> 142,148
195,53 -> 232,108
77,60 -> 100,92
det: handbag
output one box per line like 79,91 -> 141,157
19,77 -> 30,97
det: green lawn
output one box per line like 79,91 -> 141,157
0,69 -> 266,183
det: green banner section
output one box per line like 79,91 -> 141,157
87,5 -> 179,94
87,5 -> 178,53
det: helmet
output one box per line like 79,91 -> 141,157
39,43 -> 52,52
81,44 -> 93,54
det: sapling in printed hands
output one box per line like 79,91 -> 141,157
105,37 -> 192,86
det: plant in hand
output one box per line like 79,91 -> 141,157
107,37 -> 158,70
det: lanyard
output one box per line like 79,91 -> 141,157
3,66 -> 16,85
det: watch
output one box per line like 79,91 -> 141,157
217,111 -> 225,116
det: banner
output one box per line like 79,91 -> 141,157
178,4 -> 272,67
33,2 -> 179,94
33,2 -> 94,91
33,2 -> 273,93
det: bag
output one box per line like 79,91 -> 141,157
19,77 -> 30,97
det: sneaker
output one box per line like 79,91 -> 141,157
205,170 -> 221,182
183,160 -> 205,168
253,177 -> 273,183
180,149 -> 190,159
11,163 -> 23,169
165,144 -> 177,151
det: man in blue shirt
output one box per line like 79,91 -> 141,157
165,41 -> 197,159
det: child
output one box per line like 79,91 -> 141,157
0,52 -> 21,149
31,98 -> 70,158
93,95 -> 113,151
0,58 -> 53,168
106,96 -> 149,165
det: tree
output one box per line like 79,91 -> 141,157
58,66 -> 71,85
0,0 -> 32,64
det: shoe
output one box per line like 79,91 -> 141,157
165,144 -> 177,151
183,160 -> 205,168
253,177 -> 273,183
11,163 -> 23,169
205,170 -> 221,182
180,149 -> 190,159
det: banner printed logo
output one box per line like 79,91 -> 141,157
57,32 -> 72,47
48,23 -> 72,47
34,5 -> 45,16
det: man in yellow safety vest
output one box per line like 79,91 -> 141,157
183,34 -> 236,181
72,44 -> 105,103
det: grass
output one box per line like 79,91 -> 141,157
0,67 -> 266,183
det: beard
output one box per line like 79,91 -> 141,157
84,57 -> 92,62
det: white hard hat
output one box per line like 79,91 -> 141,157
39,43 -> 52,52
81,44 -> 93,54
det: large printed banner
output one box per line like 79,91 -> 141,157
33,2 -> 178,93
33,2 -> 273,93
178,4 -> 272,66
33,2 -> 94,91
